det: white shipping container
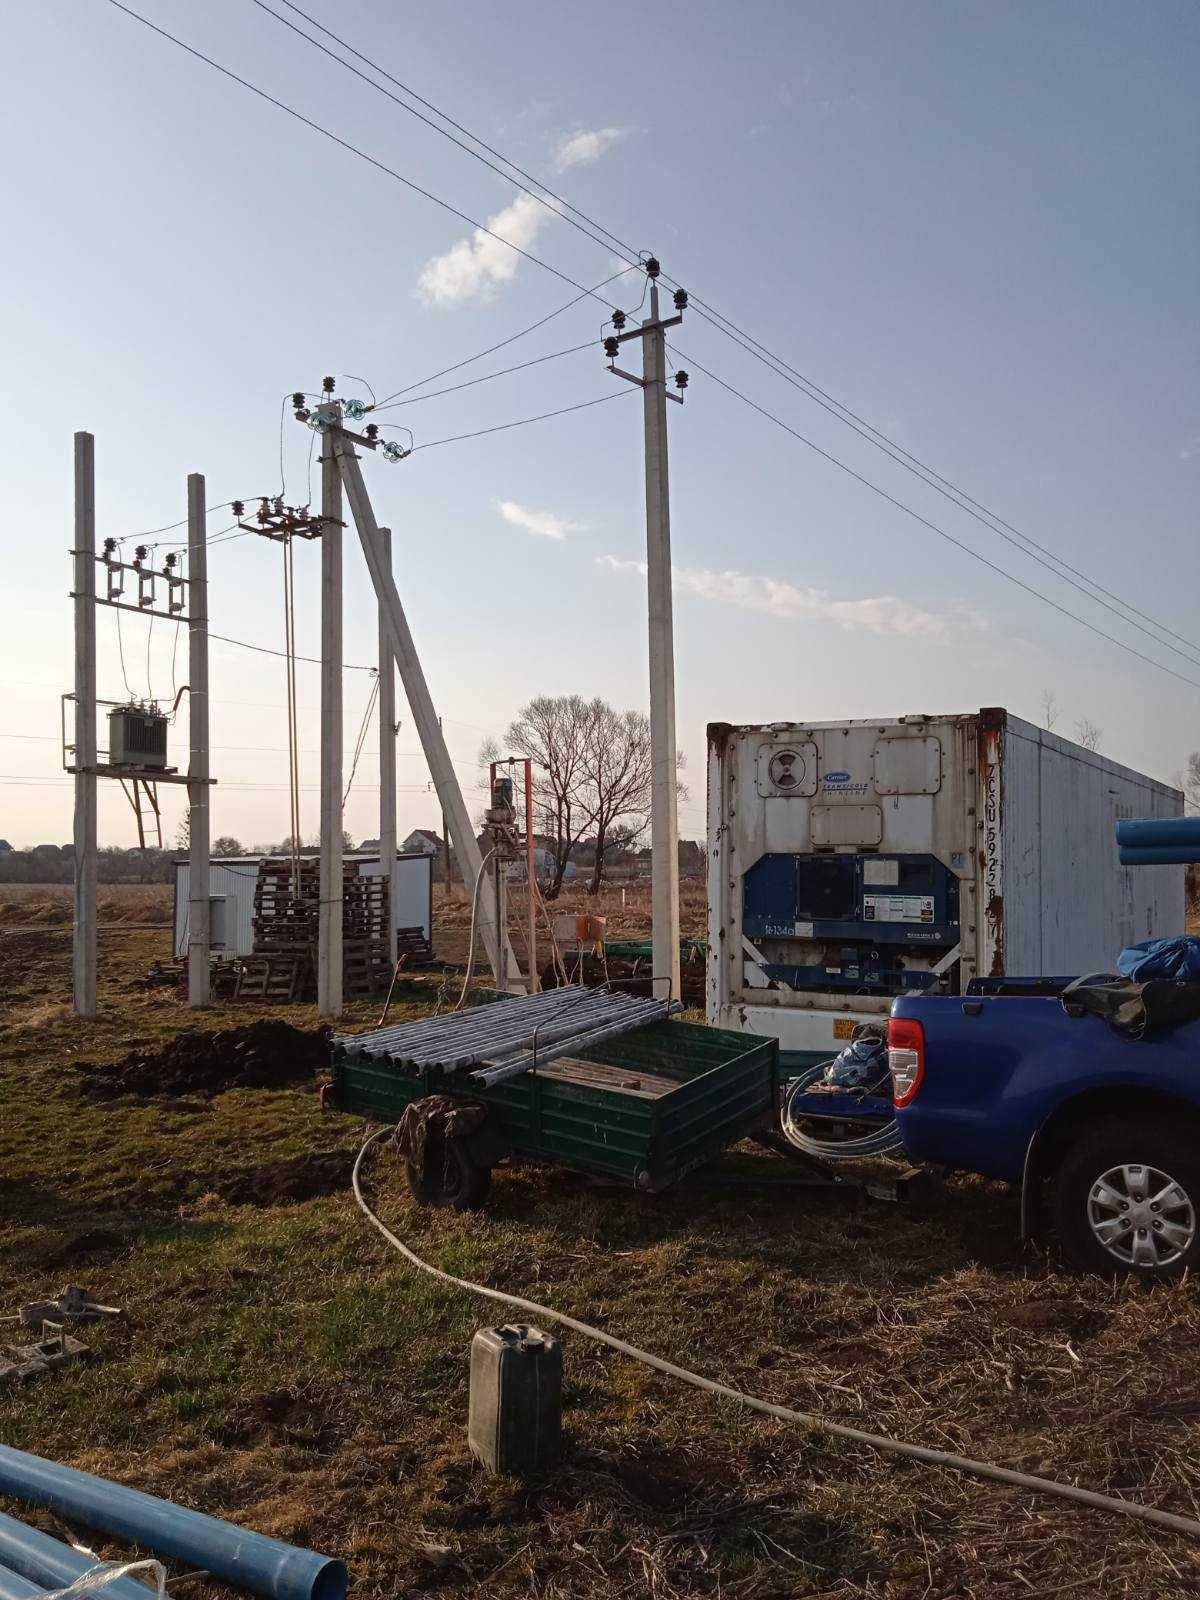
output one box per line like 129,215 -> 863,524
707,710 -> 1184,1067
173,851 -> 433,959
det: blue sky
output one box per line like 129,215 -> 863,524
1,0 -> 1197,849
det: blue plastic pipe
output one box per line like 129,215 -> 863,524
1116,817 -> 1200,850
1119,845 -> 1200,866
0,1511 -> 152,1600
0,1448 -> 347,1600
0,1553 -> 49,1600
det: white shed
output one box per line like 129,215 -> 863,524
172,852 -> 433,959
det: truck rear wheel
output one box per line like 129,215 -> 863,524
1050,1118 -> 1200,1280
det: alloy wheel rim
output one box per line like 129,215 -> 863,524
1087,1162 -> 1196,1268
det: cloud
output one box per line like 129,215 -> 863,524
418,193 -> 553,305
596,556 -> 981,636
554,127 -> 627,171
498,499 -> 584,541
1181,434 -> 1200,461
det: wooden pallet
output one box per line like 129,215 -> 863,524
235,954 -> 310,1002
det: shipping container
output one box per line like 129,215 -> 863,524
172,851 -> 433,959
707,709 -> 1184,1068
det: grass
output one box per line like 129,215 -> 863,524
2,890 -> 1200,1597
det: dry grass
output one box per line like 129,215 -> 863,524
1,916 -> 1200,1598
0,882 -> 172,928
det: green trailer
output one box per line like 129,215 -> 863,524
330,1018 -> 778,1206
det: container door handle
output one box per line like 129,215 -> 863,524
961,1000 -> 983,1016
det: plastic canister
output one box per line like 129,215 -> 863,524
468,1324 -> 562,1475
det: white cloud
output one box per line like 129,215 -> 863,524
418,193 -> 552,306
1181,434 -> 1200,461
596,556 -> 981,636
554,126 -> 627,171
498,499 -> 584,541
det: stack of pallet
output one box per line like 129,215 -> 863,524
236,857 -> 394,1001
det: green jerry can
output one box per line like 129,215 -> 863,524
467,1324 -> 563,1475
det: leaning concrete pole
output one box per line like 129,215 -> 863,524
641,282 -> 682,1004
377,525 -> 398,966
318,408 -> 344,1016
186,472 -> 211,1007
72,432 -> 97,1018
333,431 -> 515,982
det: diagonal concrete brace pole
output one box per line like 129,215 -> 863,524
332,431 -> 514,983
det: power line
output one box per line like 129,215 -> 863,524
371,342 -> 593,413
250,0 -> 638,271
676,347 -> 1200,694
208,631 -> 377,672
372,268 -> 631,411
415,389 -> 636,452
104,0 -> 622,309
243,3 -> 1197,665
680,307 -> 1200,668
107,0 -> 1195,682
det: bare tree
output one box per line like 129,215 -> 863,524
580,702 -> 651,894
1039,688 -> 1059,730
491,696 -> 595,898
1074,717 -> 1102,751
1182,752 -> 1200,814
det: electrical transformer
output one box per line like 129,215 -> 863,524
708,709 -> 1184,1068
107,704 -> 168,770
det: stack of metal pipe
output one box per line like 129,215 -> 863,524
335,985 -> 682,1087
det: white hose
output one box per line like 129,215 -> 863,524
454,847 -> 497,1010
352,1127 -> 1200,1540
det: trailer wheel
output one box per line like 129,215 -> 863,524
1050,1118 -> 1200,1280
405,1136 -> 492,1212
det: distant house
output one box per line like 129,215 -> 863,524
358,837 -> 380,852
402,828 -> 444,857
0,840 -> 12,855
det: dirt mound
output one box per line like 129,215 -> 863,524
76,1021 -> 331,1099
216,1152 -> 353,1207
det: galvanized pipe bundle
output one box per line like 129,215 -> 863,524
335,985 -> 680,1084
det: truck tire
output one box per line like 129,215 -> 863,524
1050,1118 -> 1200,1280
406,1136 -> 492,1212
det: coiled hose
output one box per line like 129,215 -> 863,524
781,1063 -> 905,1159
352,1127 -> 1200,1540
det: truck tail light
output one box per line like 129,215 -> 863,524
888,1017 -> 925,1107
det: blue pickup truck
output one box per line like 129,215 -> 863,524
889,980 -> 1200,1281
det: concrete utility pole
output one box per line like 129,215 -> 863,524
377,525 -> 398,966
72,432 -> 97,1019
318,404 -> 344,1016
605,262 -> 687,1004
332,430 -> 516,983
186,473 -> 211,1007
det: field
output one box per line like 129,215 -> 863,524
2,883 -> 1199,1598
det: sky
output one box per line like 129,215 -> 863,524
1,0 -> 1197,851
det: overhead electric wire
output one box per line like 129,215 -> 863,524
252,0 -> 640,270
105,0 -> 622,309
679,307 -> 1200,668
107,0 -> 1194,682
208,631 -> 377,671
371,267 -> 632,410
414,388 -> 636,452
371,342 -> 593,413
243,3 -> 1198,665
673,346 -> 1200,693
